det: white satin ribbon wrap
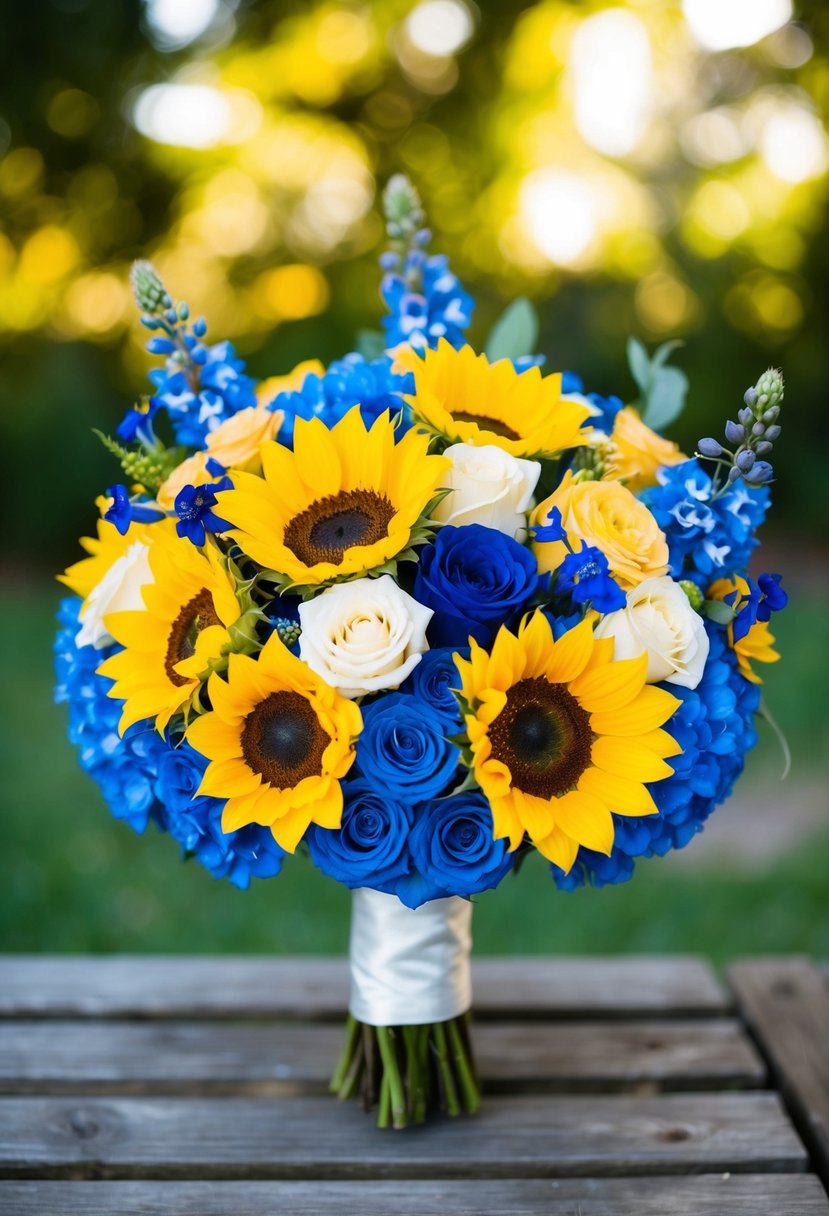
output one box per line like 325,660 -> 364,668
348,888 -> 473,1026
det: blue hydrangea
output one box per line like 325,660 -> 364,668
381,251 -> 473,351
270,354 -> 411,443
641,459 -> 770,588
552,623 -> 762,890
55,597 -> 283,890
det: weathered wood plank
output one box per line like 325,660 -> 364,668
0,1093 -> 805,1179
0,956 -> 726,1020
728,957 -> 829,1185
1,1176 -> 827,1216
0,1017 -> 765,1095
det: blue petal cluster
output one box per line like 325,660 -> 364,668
641,459 -> 770,588
356,693 -> 461,803
552,623 -> 761,890
415,524 -> 542,648
139,336 -> 257,449
55,598 -> 283,890
270,354 -> 411,443
381,250 -> 473,351
400,647 -> 468,728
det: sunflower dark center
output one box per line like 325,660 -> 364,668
284,489 -> 395,568
240,691 -> 329,788
451,411 -> 521,441
488,675 -> 593,799
165,589 -> 220,687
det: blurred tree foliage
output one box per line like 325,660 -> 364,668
1,0 -> 828,567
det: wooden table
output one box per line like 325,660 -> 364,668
0,955 -> 827,1214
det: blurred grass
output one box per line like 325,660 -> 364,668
1,576 -> 827,961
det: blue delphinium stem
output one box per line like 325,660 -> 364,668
698,368 -> 784,499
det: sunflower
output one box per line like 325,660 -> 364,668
454,611 -> 681,872
396,339 -> 592,459
217,406 -> 448,589
187,633 -> 362,852
708,576 -> 781,684
97,529 -> 242,734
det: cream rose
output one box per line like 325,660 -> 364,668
76,541 -> 153,650
431,443 -> 541,538
298,575 -> 432,698
531,470 -> 669,589
205,405 -> 284,471
594,575 -> 709,688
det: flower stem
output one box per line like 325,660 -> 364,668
329,1013 -> 360,1093
376,1027 -> 407,1129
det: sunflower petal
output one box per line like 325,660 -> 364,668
591,735 -> 674,782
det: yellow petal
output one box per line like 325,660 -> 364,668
534,824 -> 579,872
591,735 -> 674,782
570,652 -> 648,712
590,685 -> 680,736
554,789 -> 615,855
578,766 -> 658,817
546,616 -> 595,683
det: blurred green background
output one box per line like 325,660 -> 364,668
1,0 -> 827,957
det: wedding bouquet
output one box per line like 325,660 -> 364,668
57,177 -> 786,1128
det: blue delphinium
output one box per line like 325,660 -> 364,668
174,478 -> 232,547
552,623 -> 762,890
104,485 -> 165,536
556,544 -> 626,613
148,337 -> 257,449
641,459 -> 769,588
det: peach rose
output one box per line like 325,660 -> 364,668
604,407 -> 686,492
531,470 -> 669,590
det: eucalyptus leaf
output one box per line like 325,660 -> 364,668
651,339 -> 684,371
642,365 -> 689,431
485,297 -> 539,362
626,336 -> 652,396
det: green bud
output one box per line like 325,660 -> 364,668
382,174 -> 425,236
679,580 -> 704,612
275,619 -> 301,648
753,367 -> 784,410
130,260 -> 171,315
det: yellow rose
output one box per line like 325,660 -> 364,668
205,405 -> 284,471
603,406 -> 686,492
256,359 -> 325,408
156,451 -> 211,511
531,470 -> 669,589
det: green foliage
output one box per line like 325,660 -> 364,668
485,298 -> 539,362
627,338 -> 689,432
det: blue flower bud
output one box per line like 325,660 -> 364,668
763,405 -> 780,423
379,252 -> 399,270
727,466 -> 741,482
178,303 -> 189,321
755,441 -> 773,455
165,308 -> 178,326
752,421 -> 765,437
193,318 -> 208,338
743,460 -> 773,484
743,387 -> 758,408
698,437 -> 724,458
146,337 -> 176,355
738,406 -> 754,426
736,449 -> 756,472
765,424 -> 781,441
724,420 -> 745,444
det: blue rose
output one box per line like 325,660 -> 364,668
401,646 -> 468,726
307,779 -> 413,890
357,693 -> 460,803
414,523 -> 541,647
397,791 -> 516,908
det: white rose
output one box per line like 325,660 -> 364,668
76,542 -> 153,650
298,574 -> 432,698
594,575 -> 709,689
431,443 -> 541,538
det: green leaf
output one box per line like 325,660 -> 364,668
702,599 -> 736,625
626,336 -> 651,396
642,365 -> 689,431
356,329 -> 386,361
651,339 -> 684,371
485,297 -> 538,362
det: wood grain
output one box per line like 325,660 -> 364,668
0,956 -> 726,1020
728,957 -> 829,1184
0,1092 -> 806,1179
0,1017 -> 765,1095
1,1176 -> 827,1216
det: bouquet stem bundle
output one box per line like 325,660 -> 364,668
331,1012 -> 480,1129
